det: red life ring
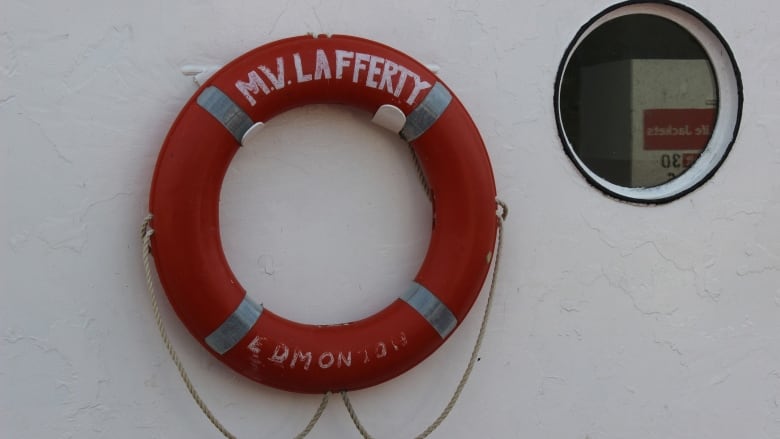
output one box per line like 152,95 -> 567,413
148,34 -> 497,393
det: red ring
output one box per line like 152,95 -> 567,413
149,35 -> 497,393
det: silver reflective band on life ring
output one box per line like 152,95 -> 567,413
205,295 -> 264,354
401,282 -> 457,338
400,82 -> 452,142
196,86 -> 255,144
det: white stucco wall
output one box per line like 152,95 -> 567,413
3,1 -> 779,438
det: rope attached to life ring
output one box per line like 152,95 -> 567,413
140,199 -> 507,438
340,200 -> 507,439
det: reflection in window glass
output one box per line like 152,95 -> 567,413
559,14 -> 717,188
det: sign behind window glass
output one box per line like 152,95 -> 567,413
558,14 -> 717,188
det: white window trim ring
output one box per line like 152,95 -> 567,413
554,1 -> 743,204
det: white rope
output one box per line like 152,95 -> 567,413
408,144 -> 432,202
140,215 -> 330,439
340,199 -> 508,439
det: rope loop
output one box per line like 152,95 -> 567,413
141,214 -> 329,439
341,198 -> 507,438
496,198 -> 509,222
141,214 -> 154,241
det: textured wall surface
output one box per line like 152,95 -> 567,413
3,1 -> 780,438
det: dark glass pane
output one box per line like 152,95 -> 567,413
560,14 -> 717,187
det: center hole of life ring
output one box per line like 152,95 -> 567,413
219,104 -> 433,325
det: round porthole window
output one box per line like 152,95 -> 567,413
554,1 -> 742,203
